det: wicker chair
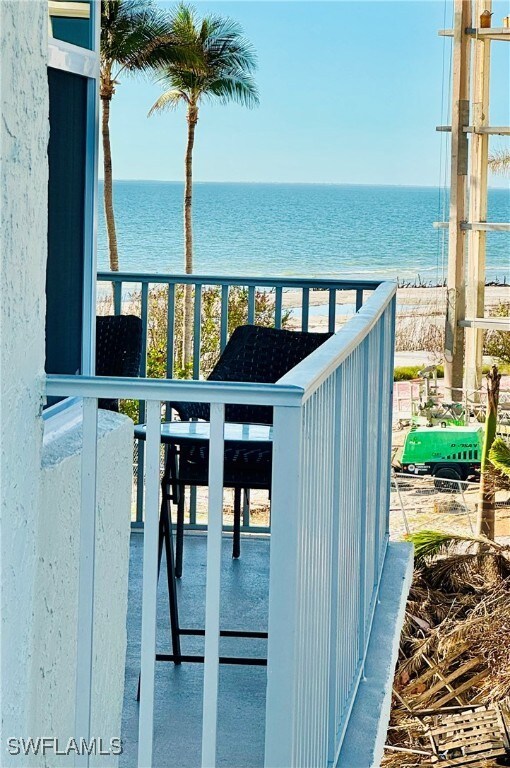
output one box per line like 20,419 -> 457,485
169,324 -> 333,573
96,315 -> 143,411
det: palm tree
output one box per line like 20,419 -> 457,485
489,437 -> 510,479
477,365 -> 501,540
101,0 -> 188,271
149,3 -> 259,367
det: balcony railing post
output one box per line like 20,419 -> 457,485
165,282 -> 176,420
247,285 -> 256,324
327,365 -> 343,763
373,315 -> 386,584
220,285 -> 229,351
301,287 -> 309,331
357,338 -> 370,665
136,283 -> 149,523
74,398 -> 98,768
113,281 -> 122,315
201,402 -> 225,768
193,285 -> 202,380
137,400 -> 162,768
264,403 -> 303,768
328,288 -> 336,332
385,296 -> 397,538
274,287 -> 283,329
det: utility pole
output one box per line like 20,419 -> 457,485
465,0 -> 491,398
443,0 -> 471,401
439,1 -> 510,402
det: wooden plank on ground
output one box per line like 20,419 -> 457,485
429,752 -> 506,767
438,725 -> 502,749
413,657 -> 482,706
430,710 -> 498,736
464,741 -> 506,756
439,727 -> 502,750
405,646 -> 469,690
433,668 -> 489,708
425,706 -> 507,768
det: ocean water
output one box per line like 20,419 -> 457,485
97,181 -> 510,282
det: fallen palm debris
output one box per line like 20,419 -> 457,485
382,537 -> 510,766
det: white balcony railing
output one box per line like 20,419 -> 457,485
45,277 -> 396,768
97,271 -> 383,529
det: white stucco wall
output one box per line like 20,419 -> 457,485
30,408 -> 133,767
0,0 -> 50,753
1,5 -> 134,764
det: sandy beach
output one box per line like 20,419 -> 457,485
282,283 -> 509,329
281,284 -> 509,366
99,281 -> 509,369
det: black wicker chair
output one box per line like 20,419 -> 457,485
169,324 -> 333,573
96,315 -> 143,411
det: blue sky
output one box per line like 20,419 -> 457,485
102,0 -> 510,187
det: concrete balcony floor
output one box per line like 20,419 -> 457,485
120,532 -> 413,768
120,533 -> 270,768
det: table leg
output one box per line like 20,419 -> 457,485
233,487 -> 241,559
176,485 -> 185,579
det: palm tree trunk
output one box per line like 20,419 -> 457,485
477,365 -> 501,540
101,95 -> 120,272
182,104 -> 198,369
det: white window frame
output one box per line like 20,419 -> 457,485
47,0 -> 100,380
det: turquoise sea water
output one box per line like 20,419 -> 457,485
98,181 -> 509,282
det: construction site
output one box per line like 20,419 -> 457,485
383,1 -> 510,763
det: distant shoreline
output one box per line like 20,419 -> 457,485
97,183 -> 509,281
98,178 -> 510,192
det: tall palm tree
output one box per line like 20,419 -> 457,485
101,0 -> 188,271
149,3 -> 259,367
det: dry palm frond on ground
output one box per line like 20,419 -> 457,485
382,537 -> 510,767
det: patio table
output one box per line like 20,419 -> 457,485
134,420 -> 272,670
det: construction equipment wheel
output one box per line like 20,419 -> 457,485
433,465 -> 462,492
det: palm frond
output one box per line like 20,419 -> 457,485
150,2 -> 259,111
488,150 -> 510,176
201,15 -> 258,73
405,529 -> 504,564
148,89 -> 187,117
422,552 -> 510,591
101,0 -> 198,77
489,437 -> 510,479
205,75 -> 259,108
170,4 -> 199,37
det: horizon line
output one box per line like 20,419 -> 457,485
98,178 -> 508,191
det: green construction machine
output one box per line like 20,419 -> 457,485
394,425 -> 484,482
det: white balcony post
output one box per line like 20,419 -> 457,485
373,315 -> 387,582
385,297 -> 397,538
201,402 -> 225,768
358,339 -> 370,661
327,366 -> 342,763
264,404 -> 302,768
75,398 -> 98,767
138,400 -> 162,768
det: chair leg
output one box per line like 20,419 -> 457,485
242,488 -> 250,527
233,487 -> 241,559
175,485 -> 185,579
137,497 -> 182,700
161,496 -> 182,665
